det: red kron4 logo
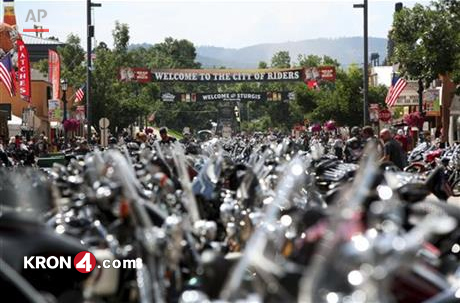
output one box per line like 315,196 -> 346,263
73,251 -> 97,273
24,251 -> 141,271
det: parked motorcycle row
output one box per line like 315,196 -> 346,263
0,139 -> 36,166
2,135 -> 460,303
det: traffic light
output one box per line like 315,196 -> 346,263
234,105 -> 240,123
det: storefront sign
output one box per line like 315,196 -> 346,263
48,99 -> 61,122
424,89 -> 440,116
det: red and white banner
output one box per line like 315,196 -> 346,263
118,67 -> 151,83
48,49 -> 60,100
318,66 -> 336,81
16,39 -> 31,102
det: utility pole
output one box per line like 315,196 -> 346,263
354,0 -> 369,126
86,0 -> 101,141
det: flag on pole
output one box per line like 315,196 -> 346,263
0,54 -> 15,97
17,40 -> 31,102
385,75 -> 407,107
75,85 -> 85,102
48,49 -> 60,100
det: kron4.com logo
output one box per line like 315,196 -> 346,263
24,251 -> 97,273
24,251 -> 142,273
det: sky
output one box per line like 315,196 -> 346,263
12,0 -> 430,49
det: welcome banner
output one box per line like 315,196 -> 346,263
152,68 -> 304,82
120,67 -> 336,83
161,92 -> 295,102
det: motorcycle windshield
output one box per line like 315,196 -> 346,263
0,169 -> 54,219
192,159 -> 220,201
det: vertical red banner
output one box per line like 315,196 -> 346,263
17,39 -> 31,102
48,50 -> 60,100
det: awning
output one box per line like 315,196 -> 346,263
7,114 -> 22,126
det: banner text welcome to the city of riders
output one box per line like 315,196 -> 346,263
118,67 -> 336,83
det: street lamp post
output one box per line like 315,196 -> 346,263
61,79 -> 68,144
354,0 -> 369,126
87,0 -> 102,141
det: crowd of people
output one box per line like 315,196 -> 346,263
303,125 -> 415,169
0,123 -> 437,170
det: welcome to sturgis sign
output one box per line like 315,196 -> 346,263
119,67 -> 336,83
160,92 -> 296,103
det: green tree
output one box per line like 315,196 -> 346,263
271,51 -> 291,68
113,21 -> 130,53
368,85 -> 388,107
310,65 -> 363,126
89,22 -> 158,133
258,61 -> 268,69
390,2 -> 460,142
33,34 -> 86,88
148,37 -> 201,69
297,54 -> 321,67
297,54 -> 340,68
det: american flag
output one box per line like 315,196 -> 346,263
75,85 -> 85,102
0,54 -> 15,97
385,75 -> 407,107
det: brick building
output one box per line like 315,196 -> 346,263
0,34 -> 71,139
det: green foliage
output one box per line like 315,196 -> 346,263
147,37 -> 201,69
368,85 -> 388,106
113,21 -> 130,53
390,2 -> 460,87
271,51 -> 291,68
258,61 -> 268,69
297,54 -> 340,68
35,22 -> 381,133
33,34 -> 86,88
309,65 -> 363,126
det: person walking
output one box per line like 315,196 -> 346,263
394,129 -> 409,152
344,126 -> 363,163
362,126 -> 382,157
380,128 -> 407,170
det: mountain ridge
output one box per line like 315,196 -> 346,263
130,37 -> 388,68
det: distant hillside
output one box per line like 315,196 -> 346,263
130,37 -> 388,68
